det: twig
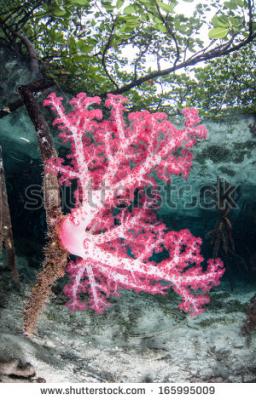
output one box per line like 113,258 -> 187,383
101,18 -> 119,89
107,29 -> 256,95
154,0 -> 180,67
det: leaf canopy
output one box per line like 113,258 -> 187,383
0,0 -> 255,118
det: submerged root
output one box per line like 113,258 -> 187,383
23,228 -> 68,336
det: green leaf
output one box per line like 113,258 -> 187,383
116,0 -> 123,8
157,1 -> 174,13
208,27 -> 229,39
156,22 -> 167,33
70,0 -> 89,5
102,1 -> 114,11
229,16 -> 243,29
72,55 -> 87,62
211,15 -> 229,28
69,36 -> 77,52
124,16 -> 139,28
77,39 -> 94,53
224,0 -> 244,9
123,5 -> 135,14
51,5 -> 67,16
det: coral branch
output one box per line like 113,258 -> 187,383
44,92 -> 224,317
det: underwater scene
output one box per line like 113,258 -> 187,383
0,0 -> 256,387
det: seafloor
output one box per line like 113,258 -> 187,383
0,258 -> 255,383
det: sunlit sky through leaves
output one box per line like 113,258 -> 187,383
119,0 -> 224,77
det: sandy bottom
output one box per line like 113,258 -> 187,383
0,275 -> 256,383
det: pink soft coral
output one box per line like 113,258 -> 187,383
44,92 -> 224,315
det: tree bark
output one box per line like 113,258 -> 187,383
0,145 -> 19,286
18,85 -> 68,336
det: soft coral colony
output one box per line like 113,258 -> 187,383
43,92 -> 224,316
